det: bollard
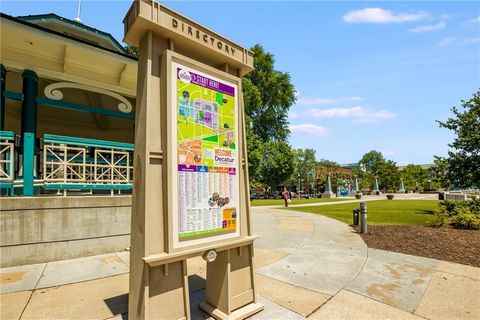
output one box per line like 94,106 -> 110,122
352,208 -> 359,226
360,202 -> 367,234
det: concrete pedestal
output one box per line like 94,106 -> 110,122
321,192 -> 336,198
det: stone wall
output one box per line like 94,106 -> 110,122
0,196 -> 132,267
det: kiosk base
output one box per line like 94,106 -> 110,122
199,301 -> 264,320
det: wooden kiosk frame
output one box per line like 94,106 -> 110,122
123,1 -> 262,319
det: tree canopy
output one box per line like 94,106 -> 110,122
437,90 -> 480,189
243,44 -> 296,142
359,150 -> 386,175
243,44 -> 297,190
259,141 -> 297,191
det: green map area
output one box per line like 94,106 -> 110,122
176,76 -> 236,167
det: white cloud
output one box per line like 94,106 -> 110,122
289,111 -> 299,119
409,21 -> 445,33
289,124 -> 330,136
437,36 -> 479,47
465,16 -> 480,24
309,106 -> 396,123
343,8 -> 428,24
296,96 -> 363,106
463,37 -> 480,45
437,37 -> 457,46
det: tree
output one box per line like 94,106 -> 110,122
243,44 -> 296,142
401,164 -> 429,190
243,44 -> 297,188
378,160 -> 400,192
437,90 -> 480,188
359,150 -> 386,175
124,45 -> 139,58
429,157 -> 451,190
292,149 -> 316,191
259,141 -> 296,192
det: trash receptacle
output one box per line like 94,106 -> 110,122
352,208 -> 359,226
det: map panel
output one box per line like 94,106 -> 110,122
173,62 -> 239,244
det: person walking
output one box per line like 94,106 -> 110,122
282,187 -> 290,207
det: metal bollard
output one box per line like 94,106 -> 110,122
360,202 -> 367,234
352,208 -> 359,226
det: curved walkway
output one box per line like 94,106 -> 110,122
251,206 -> 480,320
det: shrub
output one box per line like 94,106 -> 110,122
386,194 -> 394,200
451,213 -> 480,230
429,199 -> 480,229
427,206 -> 449,227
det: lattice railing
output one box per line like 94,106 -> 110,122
94,149 -> 131,184
42,134 -> 133,191
44,145 -> 87,183
0,135 -> 15,182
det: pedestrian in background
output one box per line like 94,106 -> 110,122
282,187 -> 290,207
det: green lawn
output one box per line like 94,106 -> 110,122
251,198 -> 349,207
286,200 -> 439,225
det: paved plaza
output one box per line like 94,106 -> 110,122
1,202 -> 479,320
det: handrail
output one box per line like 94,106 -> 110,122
0,131 -> 15,140
44,134 -> 134,151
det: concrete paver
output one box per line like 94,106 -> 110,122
251,295 -> 305,320
255,274 -> 331,317
347,248 -> 439,312
308,289 -> 424,320
36,252 -> 129,289
436,261 -> 480,281
21,273 -> 128,320
257,209 -> 367,296
0,263 -> 46,294
0,290 -> 32,320
277,218 -> 315,232
414,271 -> 480,320
253,248 -> 288,269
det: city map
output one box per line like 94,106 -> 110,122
175,64 -> 239,241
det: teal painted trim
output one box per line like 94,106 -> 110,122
23,132 -> 35,196
4,91 -> 23,101
0,130 -> 15,140
0,183 -> 13,188
37,97 -> 134,120
44,134 -> 134,151
43,183 -> 132,190
45,155 -> 130,165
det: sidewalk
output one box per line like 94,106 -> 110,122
257,193 -> 439,209
1,205 -> 478,320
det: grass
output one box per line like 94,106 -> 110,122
286,200 -> 439,225
251,198 -> 349,206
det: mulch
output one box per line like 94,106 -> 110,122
353,225 -> 480,267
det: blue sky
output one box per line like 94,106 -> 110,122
2,1 -> 479,165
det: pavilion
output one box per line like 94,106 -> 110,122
0,12 -> 139,267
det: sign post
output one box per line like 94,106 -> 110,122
123,1 -> 261,319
